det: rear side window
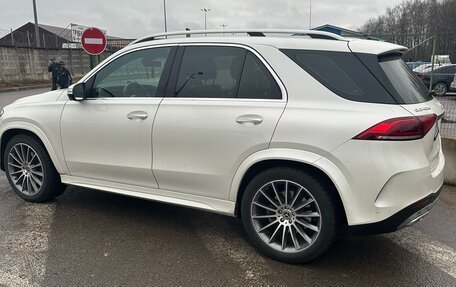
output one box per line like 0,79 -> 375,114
281,49 -> 396,104
378,57 -> 431,103
238,53 -> 282,99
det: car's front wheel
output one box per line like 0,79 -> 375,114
4,134 -> 66,202
433,82 -> 448,97
241,167 -> 341,263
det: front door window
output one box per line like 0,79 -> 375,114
91,47 -> 172,98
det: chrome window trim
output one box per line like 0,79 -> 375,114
82,97 -> 164,102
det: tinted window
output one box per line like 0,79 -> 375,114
282,49 -> 396,104
379,57 -> 432,103
175,46 -> 245,98
238,53 -> 282,99
91,47 -> 171,98
438,66 -> 456,74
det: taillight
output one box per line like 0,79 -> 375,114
416,73 -> 425,79
354,114 -> 437,141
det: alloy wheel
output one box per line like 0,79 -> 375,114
250,180 -> 322,253
7,143 -> 44,196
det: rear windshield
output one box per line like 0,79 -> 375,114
379,56 -> 432,104
281,49 -> 397,104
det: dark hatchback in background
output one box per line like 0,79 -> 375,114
416,64 -> 456,96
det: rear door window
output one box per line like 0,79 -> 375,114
281,49 -> 396,104
174,46 -> 246,98
171,46 -> 282,100
439,66 -> 456,75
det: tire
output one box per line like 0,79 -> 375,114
4,134 -> 66,202
241,167 -> 340,263
433,82 -> 448,97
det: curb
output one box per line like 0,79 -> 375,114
442,137 -> 456,186
0,84 -> 51,93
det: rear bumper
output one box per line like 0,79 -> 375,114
349,185 -> 442,235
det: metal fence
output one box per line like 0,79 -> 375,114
437,95 -> 456,138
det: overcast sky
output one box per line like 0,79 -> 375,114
0,0 -> 403,38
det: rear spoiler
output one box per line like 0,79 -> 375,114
348,40 -> 408,56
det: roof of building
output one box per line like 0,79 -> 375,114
38,23 -> 72,41
312,24 -> 382,41
10,22 -> 121,41
312,24 -> 362,35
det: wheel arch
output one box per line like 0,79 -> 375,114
0,126 -> 66,174
230,150 -> 348,226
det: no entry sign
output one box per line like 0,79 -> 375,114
81,27 -> 107,55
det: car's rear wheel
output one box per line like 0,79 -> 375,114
4,134 -> 66,202
433,82 -> 448,97
241,167 -> 340,263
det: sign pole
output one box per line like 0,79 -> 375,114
90,55 -> 98,69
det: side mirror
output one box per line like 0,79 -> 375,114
68,83 -> 86,101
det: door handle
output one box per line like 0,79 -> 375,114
236,114 -> 263,126
127,111 -> 148,120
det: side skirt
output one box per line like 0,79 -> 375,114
60,175 -> 236,216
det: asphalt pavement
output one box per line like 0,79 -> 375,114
0,87 -> 50,108
0,88 -> 455,286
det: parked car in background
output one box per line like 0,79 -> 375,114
407,61 -> 430,70
416,64 -> 456,96
412,63 -> 450,73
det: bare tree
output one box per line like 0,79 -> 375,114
360,0 -> 456,62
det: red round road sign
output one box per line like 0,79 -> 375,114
81,27 -> 107,55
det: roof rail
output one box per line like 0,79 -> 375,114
130,29 -> 346,45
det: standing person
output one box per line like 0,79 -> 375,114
56,61 -> 72,89
48,58 -> 59,90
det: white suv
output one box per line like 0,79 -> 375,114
0,29 -> 445,263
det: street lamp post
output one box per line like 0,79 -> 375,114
201,8 -> 210,36
32,0 -> 41,47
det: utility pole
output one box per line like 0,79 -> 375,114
32,0 -> 41,47
201,8 -> 210,36
309,0 -> 312,29
429,35 -> 437,92
163,0 -> 168,32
